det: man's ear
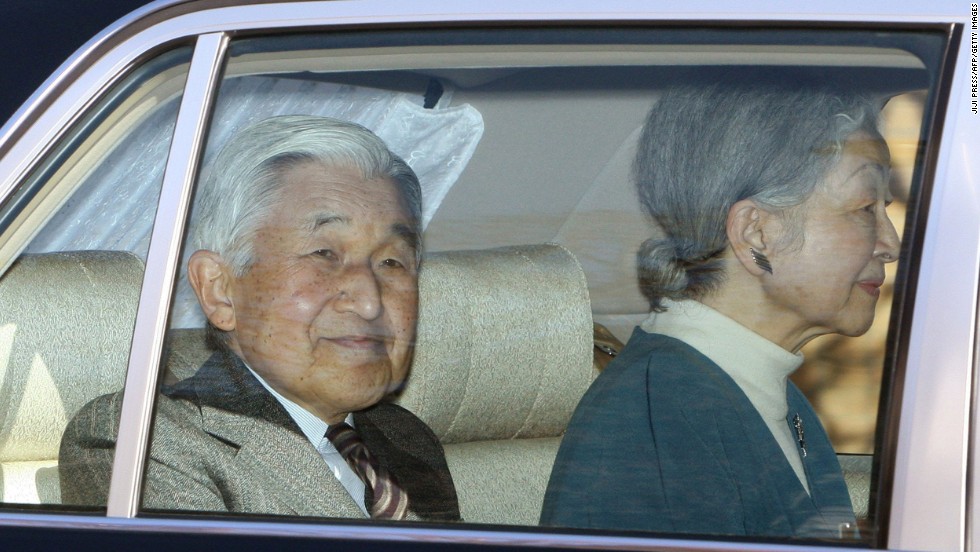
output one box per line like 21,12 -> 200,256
187,250 -> 236,331
726,199 -> 773,276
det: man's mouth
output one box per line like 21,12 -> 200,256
326,335 -> 387,351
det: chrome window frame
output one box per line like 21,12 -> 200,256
106,30 -> 228,518
0,2 -> 973,551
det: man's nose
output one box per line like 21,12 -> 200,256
333,263 -> 383,320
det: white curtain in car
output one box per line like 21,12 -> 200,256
28,75 -> 484,328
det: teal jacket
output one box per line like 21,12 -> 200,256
540,329 -> 856,539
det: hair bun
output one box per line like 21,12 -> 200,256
636,238 -> 690,309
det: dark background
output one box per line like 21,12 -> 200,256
0,0 -> 148,126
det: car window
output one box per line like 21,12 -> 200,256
48,24 -> 949,546
0,46 -> 192,510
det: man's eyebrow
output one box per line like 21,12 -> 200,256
307,214 -> 418,251
392,222 -> 420,253
309,213 -> 348,231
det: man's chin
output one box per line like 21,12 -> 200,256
336,373 -> 405,410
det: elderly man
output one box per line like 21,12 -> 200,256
60,115 -> 460,521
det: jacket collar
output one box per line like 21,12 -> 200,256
164,350 -> 364,518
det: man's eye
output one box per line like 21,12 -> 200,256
380,258 -> 405,269
312,249 -> 336,259
862,203 -> 877,214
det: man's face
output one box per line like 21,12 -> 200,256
226,161 -> 419,424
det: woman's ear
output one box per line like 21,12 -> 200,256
187,250 -> 237,331
726,199 -> 773,276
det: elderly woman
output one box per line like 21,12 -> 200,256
540,85 -> 900,539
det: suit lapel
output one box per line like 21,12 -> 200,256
354,402 -> 460,520
170,350 -> 366,519
202,404 -> 363,517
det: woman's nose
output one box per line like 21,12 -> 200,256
875,211 -> 901,263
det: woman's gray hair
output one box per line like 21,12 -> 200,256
192,115 -> 423,276
633,85 -> 884,310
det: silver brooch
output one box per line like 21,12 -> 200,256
792,413 -> 807,458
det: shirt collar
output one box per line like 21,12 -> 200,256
242,362 -> 353,446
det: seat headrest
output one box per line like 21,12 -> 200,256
396,244 -> 595,444
0,251 -> 143,462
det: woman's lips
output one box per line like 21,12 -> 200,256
857,280 -> 883,297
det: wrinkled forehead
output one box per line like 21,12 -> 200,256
273,159 -> 419,228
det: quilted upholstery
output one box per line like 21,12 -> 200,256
0,251 -> 143,504
395,244 -> 595,524
838,453 -> 872,519
396,244 -> 595,442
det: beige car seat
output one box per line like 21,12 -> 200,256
396,244 -> 595,525
0,251 -> 142,504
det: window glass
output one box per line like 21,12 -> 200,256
140,27 -> 945,546
0,47 -> 191,510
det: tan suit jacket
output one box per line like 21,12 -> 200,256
59,350 -> 459,521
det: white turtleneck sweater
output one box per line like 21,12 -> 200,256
640,298 -> 810,493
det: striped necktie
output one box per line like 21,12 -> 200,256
326,422 -> 409,520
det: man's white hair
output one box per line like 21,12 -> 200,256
192,115 -> 422,276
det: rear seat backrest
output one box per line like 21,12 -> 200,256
396,243 -> 595,525
0,251 -> 143,504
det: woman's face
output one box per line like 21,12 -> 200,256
761,132 -> 900,350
